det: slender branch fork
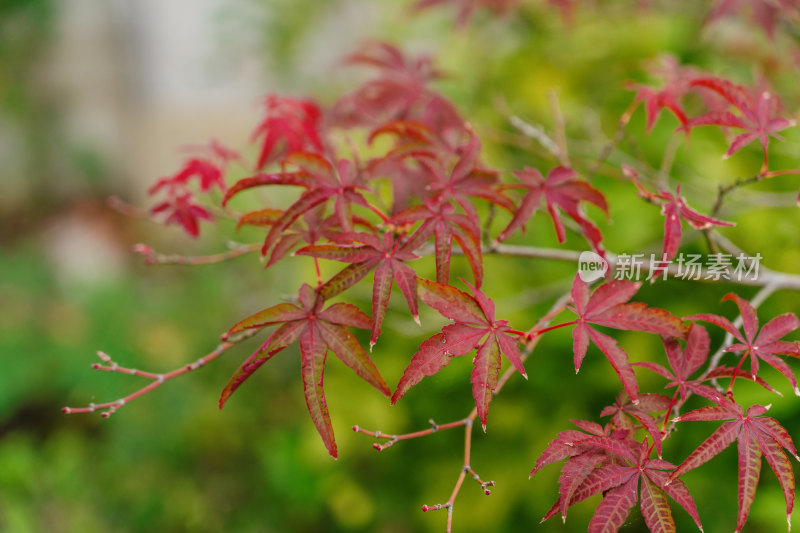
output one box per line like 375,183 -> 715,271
62,330 -> 258,417
353,293 -> 571,533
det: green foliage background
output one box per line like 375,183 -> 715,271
2,1 -> 799,531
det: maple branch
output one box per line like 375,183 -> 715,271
62,330 -> 257,417
107,195 -> 148,218
352,418 -> 468,451
355,292 -> 570,532
547,89 -> 570,167
475,244 -> 800,291
711,173 -> 764,217
421,420 -> 496,533
588,99 -> 639,179
132,242 -> 262,265
508,114 -> 562,160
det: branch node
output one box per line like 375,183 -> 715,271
421,503 -> 450,512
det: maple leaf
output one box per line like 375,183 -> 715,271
498,166 -> 608,254
150,192 -> 212,238
626,55 -> 699,131
685,293 -> 800,395
250,95 -> 325,170
295,230 -> 421,349
566,273 -> 688,402
624,166 -> 734,279
685,78 -> 795,171
147,144 -> 240,237
533,424 -> 704,532
240,205 -> 375,268
634,324 -> 781,404
600,391 -> 672,458
366,110 -> 475,212
707,0 -> 800,39
224,152 -> 377,258
219,284 -> 390,458
149,158 -> 226,195
670,400 -> 799,532
391,198 -> 483,286
424,133 -> 515,216
392,278 -> 527,429
366,120 -> 455,212
330,42 -> 444,128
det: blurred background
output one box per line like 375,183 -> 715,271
2,0 -> 799,531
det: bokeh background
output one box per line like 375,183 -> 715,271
2,0 -> 800,531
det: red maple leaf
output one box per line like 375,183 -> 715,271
670,399 -> 799,532
685,293 -> 800,395
366,120 -> 457,212
250,95 -> 325,170
224,152 -> 377,257
634,324 -> 781,405
624,165 -> 734,278
219,283 -> 390,458
498,166 -> 608,254
566,274 -> 688,402
626,55 -> 699,131
685,78 -> 795,171
149,192 -> 212,238
392,278 -> 527,429
424,133 -> 515,217
391,198 -> 483,287
147,143 -> 239,237
295,230 -> 420,348
532,424 -> 704,532
600,391 -> 672,458
331,42 -> 444,128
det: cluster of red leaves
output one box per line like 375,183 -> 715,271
628,58 -> 796,172
148,140 -> 239,237
531,420 -> 704,533
135,24 -> 800,529
533,289 -> 800,533
162,41 -> 615,457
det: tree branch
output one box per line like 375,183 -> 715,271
132,242 -> 262,265
62,330 -> 257,417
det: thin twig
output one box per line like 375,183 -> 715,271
547,90 -> 570,167
63,330 -> 258,417
132,242 -> 262,265
509,115 -> 562,160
